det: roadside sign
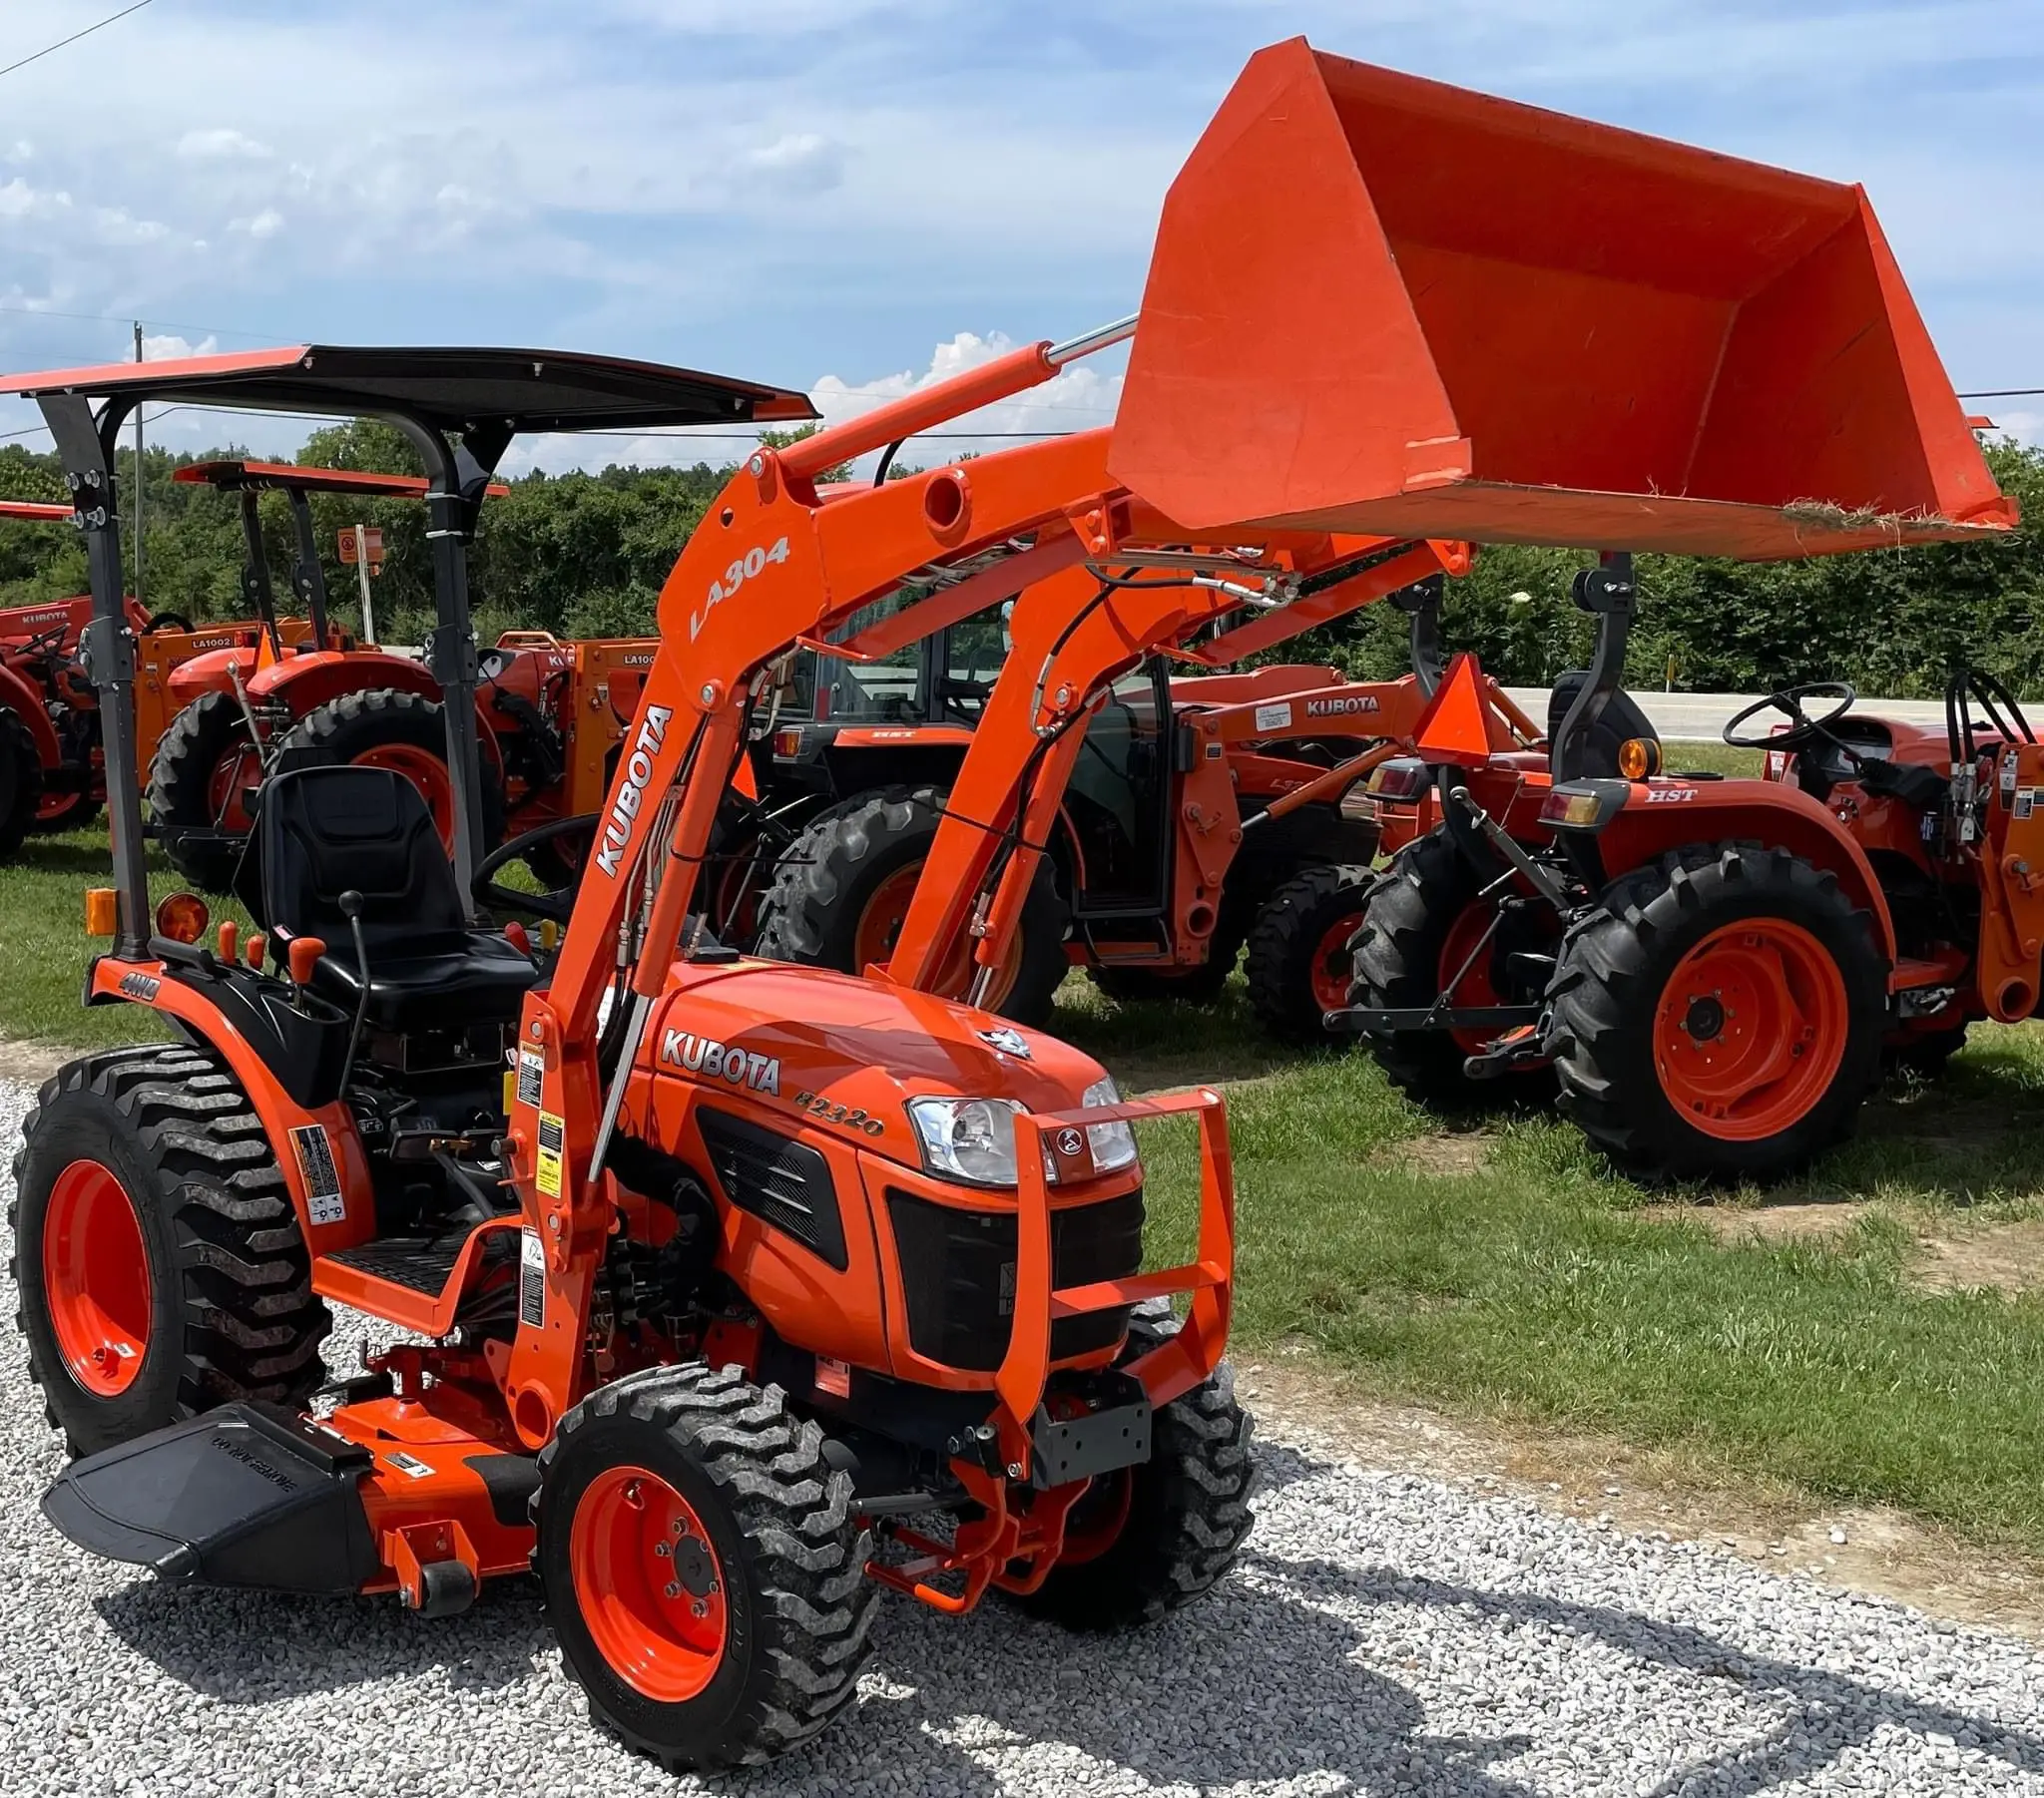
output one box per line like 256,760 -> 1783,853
338,526 -> 385,576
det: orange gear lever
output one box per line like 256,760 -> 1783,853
287,936 -> 325,985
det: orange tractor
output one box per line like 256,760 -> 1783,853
145,458 -> 664,892
0,498 -> 272,850
746,558 -> 1483,1031
3,40 -> 2002,1768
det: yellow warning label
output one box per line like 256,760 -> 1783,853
536,1111 -> 565,1199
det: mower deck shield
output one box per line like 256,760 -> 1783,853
1111,39 -> 2014,559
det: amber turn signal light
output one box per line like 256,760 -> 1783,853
1617,736 -> 1662,780
154,892 -> 211,945
84,888 -> 117,936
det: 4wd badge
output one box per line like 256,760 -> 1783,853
976,1026 -> 1032,1060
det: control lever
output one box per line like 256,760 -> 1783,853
336,890 -> 372,1097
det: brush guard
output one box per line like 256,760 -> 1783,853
868,1085 -> 1234,1614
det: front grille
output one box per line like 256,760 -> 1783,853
698,1108 -> 848,1270
886,1187 -> 1144,1372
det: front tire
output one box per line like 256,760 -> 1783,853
1244,864 -> 1372,1044
1547,844 -> 1886,1181
0,706 -> 45,860
148,690 -> 260,890
754,784 -> 1068,1026
535,1364 -> 877,1772
10,1046 -> 330,1456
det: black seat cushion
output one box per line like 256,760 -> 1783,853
1546,672 -> 1661,779
243,766 -> 536,1033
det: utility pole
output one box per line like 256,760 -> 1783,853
131,320 -> 144,606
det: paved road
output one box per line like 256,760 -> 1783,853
1503,687 -> 1958,742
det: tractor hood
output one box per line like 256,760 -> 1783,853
640,958 -> 1112,1169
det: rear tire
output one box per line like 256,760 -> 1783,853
0,706 -> 45,860
1016,1316 -> 1256,1630
148,691 -> 259,891
10,1045 -> 330,1457
535,1364 -> 877,1772
1244,864 -> 1372,1044
273,688 -> 506,857
1348,828 -> 1499,1103
755,784 -> 1068,1026
1547,844 -> 1886,1182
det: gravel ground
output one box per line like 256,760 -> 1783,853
5,1074 -> 2044,1796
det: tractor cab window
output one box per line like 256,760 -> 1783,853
1066,662 -> 1172,915
800,644 -> 924,722
933,605 -> 1011,724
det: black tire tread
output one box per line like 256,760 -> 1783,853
1546,842 -> 1886,1181
754,784 -> 1065,1026
0,706 -> 46,860
1243,862 -> 1372,1043
147,690 -> 254,889
536,1363 -> 878,1771
10,1046 -> 330,1450
273,687 -> 506,849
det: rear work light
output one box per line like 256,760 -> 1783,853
1364,757 -> 1431,802
154,891 -> 211,944
1538,780 -> 1630,832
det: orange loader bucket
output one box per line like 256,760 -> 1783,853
1112,40 -> 2015,559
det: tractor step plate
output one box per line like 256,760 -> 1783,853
44,1403 -> 378,1594
322,1229 -> 512,1297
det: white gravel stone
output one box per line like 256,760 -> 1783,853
4,1071 -> 2044,1794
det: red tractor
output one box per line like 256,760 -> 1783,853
0,498 -> 270,852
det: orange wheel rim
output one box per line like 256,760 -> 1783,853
206,740 -> 261,830
1437,902 -> 1505,1056
352,743 -> 454,848
855,862 -> 1021,1009
41,1159 -> 152,1396
1652,918 -> 1848,1141
1310,910 -> 1364,1014
570,1466 -> 728,1703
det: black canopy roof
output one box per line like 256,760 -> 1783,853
0,343 -> 817,435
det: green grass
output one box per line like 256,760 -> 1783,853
1661,739 -> 1764,778
1085,994 -> 2044,1556
0,825 -> 255,1050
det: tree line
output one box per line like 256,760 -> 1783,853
2,427 -> 2040,698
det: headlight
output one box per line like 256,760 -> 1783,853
1081,1077 -> 1139,1173
907,1097 -> 1033,1187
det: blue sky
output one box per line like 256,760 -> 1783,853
1,0 -> 2041,469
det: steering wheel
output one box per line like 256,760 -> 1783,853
1722,680 -> 1856,753
140,611 -> 196,635
472,813 -> 597,924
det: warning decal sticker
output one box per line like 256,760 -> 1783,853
289,1124 -> 345,1226
536,1113 -> 565,1199
520,1229 -> 546,1328
516,1048 -> 545,1110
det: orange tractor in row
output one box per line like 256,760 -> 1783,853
0,498 -> 274,853
3,40 -> 2005,1770
142,458 -> 668,893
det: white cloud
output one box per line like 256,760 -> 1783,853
141,332 -> 220,361
230,210 -> 283,239
176,128 -> 272,162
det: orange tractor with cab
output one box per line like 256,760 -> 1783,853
3,41 -> 2006,1769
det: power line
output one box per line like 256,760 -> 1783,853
1960,389 -> 2044,400
0,0 -> 154,82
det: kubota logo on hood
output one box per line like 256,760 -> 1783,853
596,704 -> 673,877
661,1029 -> 780,1096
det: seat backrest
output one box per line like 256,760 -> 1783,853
245,765 -> 466,947
1545,673 -> 1661,779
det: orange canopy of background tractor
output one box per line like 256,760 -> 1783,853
1110,40 -> 2015,560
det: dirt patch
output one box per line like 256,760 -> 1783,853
0,1039 -> 69,1087
1376,1131 -> 1492,1176
1914,1221 -> 2044,1295
1639,1200 -> 1872,1244
1244,1348 -> 2044,1640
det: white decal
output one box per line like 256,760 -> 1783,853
596,703 -> 673,877
1304,694 -> 1380,717
691,536 -> 790,641
1644,787 -> 1697,804
661,1029 -> 781,1096
1254,701 -> 1293,732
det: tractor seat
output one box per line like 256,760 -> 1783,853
1546,672 -> 1661,778
239,765 -> 538,1034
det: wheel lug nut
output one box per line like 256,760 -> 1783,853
654,1542 -> 671,1558
665,1581 -> 681,1598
